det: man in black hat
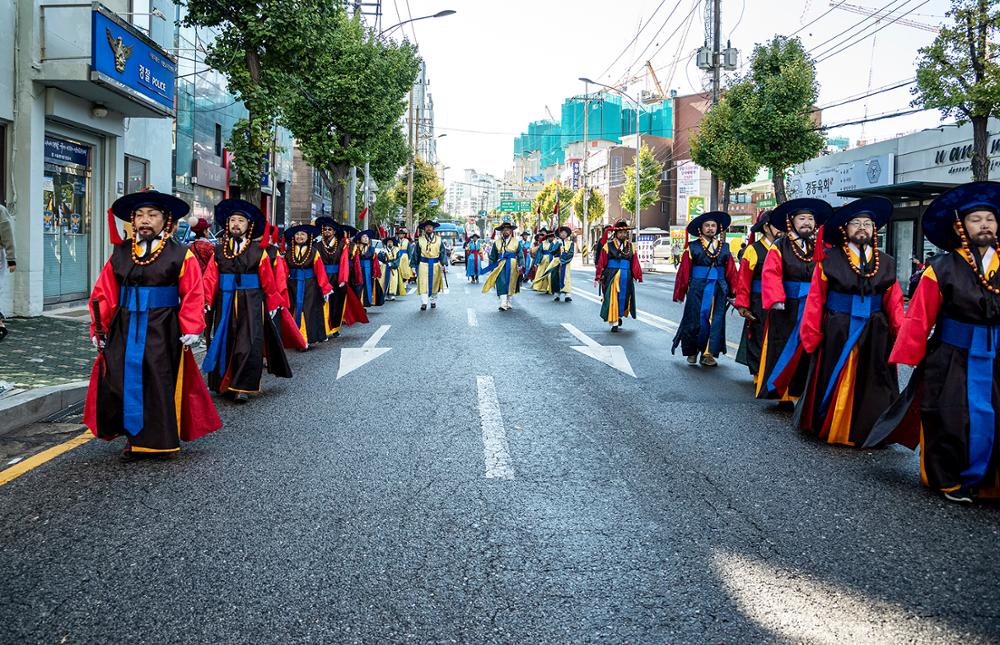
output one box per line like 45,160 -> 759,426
735,210 -> 781,384
868,181 -> 1000,504
757,198 -> 832,402
672,211 -> 737,366
465,233 -> 484,284
284,223 -> 332,346
84,191 -> 221,460
481,222 -> 521,311
531,228 -> 555,291
595,221 -> 642,331
202,199 -> 291,403
412,219 -> 447,310
518,231 -> 534,280
316,219 -> 367,337
795,197 -> 905,447
380,236 -> 406,301
537,225 -> 576,302
352,229 -> 384,307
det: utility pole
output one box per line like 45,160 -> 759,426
571,89 -> 605,263
697,0 -> 737,213
405,89 -> 415,230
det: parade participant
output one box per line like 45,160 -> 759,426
352,229 -> 384,307
284,223 -> 333,346
518,231 -> 534,279
595,220 -> 642,331
202,199 -> 291,403
735,211 -> 781,382
538,225 -> 576,302
867,182 -> 1000,504
316,218 -> 367,337
795,197 -> 905,446
465,234 -> 484,284
531,228 -> 554,290
672,212 -> 738,366
395,225 -> 416,283
84,190 -> 221,459
189,217 -> 215,272
481,222 -> 521,311
757,198 -> 832,401
526,232 -> 544,281
412,219 -> 447,311
264,226 -> 307,351
380,237 -> 406,301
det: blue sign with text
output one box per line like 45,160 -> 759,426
91,6 -> 176,112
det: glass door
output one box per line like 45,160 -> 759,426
42,158 -> 92,304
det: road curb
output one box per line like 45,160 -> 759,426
0,381 -> 90,434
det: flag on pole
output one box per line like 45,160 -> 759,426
358,207 -> 368,223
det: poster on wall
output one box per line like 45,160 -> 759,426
687,196 -> 705,221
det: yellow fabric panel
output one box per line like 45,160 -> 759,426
606,270 -> 621,324
416,261 -> 443,295
744,244 -> 759,269
174,350 -> 184,437
826,347 -> 857,446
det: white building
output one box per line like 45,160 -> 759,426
2,0 -> 176,315
445,169 -> 500,220
412,61 -> 438,165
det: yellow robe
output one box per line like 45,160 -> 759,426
532,240 -> 553,291
482,236 -> 520,297
416,235 -> 445,296
396,238 -> 415,281
383,247 -> 407,296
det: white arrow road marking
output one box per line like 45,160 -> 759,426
476,376 -> 514,480
406,287 -> 416,295
561,322 -> 637,377
467,308 -> 478,327
337,324 -> 392,379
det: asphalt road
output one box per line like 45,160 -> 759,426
0,271 -> 997,643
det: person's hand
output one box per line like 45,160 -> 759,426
179,334 -> 200,347
91,336 -> 104,350
771,302 -> 785,311
7,263 -> 15,273
737,306 -> 756,321
324,293 -> 330,303
339,282 -> 346,288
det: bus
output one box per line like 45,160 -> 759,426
435,222 -> 465,263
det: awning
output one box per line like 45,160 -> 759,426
838,181 -> 957,203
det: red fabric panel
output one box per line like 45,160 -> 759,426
178,252 -> 207,336
735,256 -> 754,309
761,246 -> 786,310
882,280 -> 905,338
88,258 -> 121,339
343,288 -> 369,326
202,256 -> 219,309
799,263 -> 827,354
889,268 -> 942,366
312,251 -> 333,296
257,253 -> 282,312
672,250 -> 691,302
178,350 -> 222,442
279,309 -> 308,350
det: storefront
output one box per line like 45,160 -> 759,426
42,137 -> 94,304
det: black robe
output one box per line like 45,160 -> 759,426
319,238 -> 351,334
735,239 -> 770,375
599,239 -> 639,323
286,243 -> 328,344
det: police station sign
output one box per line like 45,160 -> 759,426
787,153 -> 894,207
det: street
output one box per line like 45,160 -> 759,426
1,271 -> 997,643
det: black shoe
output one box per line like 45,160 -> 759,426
564,296 -> 572,302
943,489 -> 974,504
119,447 -> 141,463
610,325 -> 619,333
234,392 -> 249,404
553,295 -> 561,302
420,304 -> 427,311
431,302 -> 437,309
331,331 -> 340,338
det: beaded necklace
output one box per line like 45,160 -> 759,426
701,237 -> 721,260
955,214 -> 1000,296
289,238 -> 314,268
840,227 -> 880,279
787,232 -> 814,263
129,216 -> 171,266
222,222 -> 254,260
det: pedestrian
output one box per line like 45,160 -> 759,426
83,190 -> 220,460
394,225 -> 416,283
316,219 -> 367,338
867,181 -> 1000,504
531,228 -> 554,291
482,222 -> 521,311
202,199 -> 291,403
595,220 -> 642,332
518,230 -> 533,280
756,197 -> 833,402
352,229 -> 384,308
188,217 -> 215,272
412,219 -> 447,310
795,197 -> 905,445
284,223 -> 333,346
672,211 -> 737,367
465,233 -> 483,284
537,226 -> 576,302
0,201 -> 16,340
671,242 -> 682,269
380,236 -> 405,301
735,210 -> 781,385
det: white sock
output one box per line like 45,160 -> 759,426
421,294 -> 429,305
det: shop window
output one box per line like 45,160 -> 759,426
128,0 -> 151,32
125,155 -> 148,194
214,123 -> 222,157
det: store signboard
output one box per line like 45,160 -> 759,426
192,159 -> 227,191
44,137 -> 90,168
687,196 -> 705,220
91,4 -> 176,114
787,153 -> 894,207
676,161 -> 701,198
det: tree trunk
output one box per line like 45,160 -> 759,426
971,115 -> 990,182
772,168 -> 788,204
328,163 -> 350,221
721,180 -> 731,213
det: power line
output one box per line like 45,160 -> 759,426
819,106 -> 927,130
791,0 -> 849,36
597,0 -> 672,80
807,0 -> 909,54
818,77 -> 915,110
616,0 -> 688,84
815,0 -> 932,63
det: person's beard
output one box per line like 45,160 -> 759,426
794,226 -> 815,241
850,232 -> 871,248
230,230 -> 245,241
137,228 -> 159,242
971,230 -> 997,248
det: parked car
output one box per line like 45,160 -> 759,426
652,237 -> 674,261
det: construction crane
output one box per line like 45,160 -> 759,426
830,2 -> 940,33
640,61 -> 667,104
544,105 -> 557,122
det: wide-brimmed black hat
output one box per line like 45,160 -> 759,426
354,228 -> 377,242
555,225 -> 572,237
214,199 -> 266,233
750,210 -> 772,234
111,190 -> 190,222
921,181 -> 1000,250
284,224 -> 319,243
382,236 -> 397,245
418,220 -> 440,230
468,233 -> 482,239
687,211 -> 731,237
823,197 -> 893,246
314,216 -> 338,230
339,224 -> 359,239
771,198 -> 833,232
520,230 -> 531,237
495,222 -> 515,231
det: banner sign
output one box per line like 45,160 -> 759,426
44,137 -> 90,168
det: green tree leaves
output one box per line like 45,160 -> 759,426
690,97 -> 757,213
620,144 -> 665,215
572,187 -> 606,224
532,181 -> 576,225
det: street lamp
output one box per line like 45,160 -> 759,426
379,10 -> 456,37
579,77 -> 643,249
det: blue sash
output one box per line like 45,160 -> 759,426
691,265 -> 723,349
819,291 -> 882,414
324,263 -> 339,277
752,279 -> 762,293
118,285 -> 179,436
202,273 -> 261,376
289,267 -> 314,325
939,317 -> 1000,485
421,257 -> 438,294
766,280 -> 812,393
360,258 -> 374,301
609,259 -> 631,316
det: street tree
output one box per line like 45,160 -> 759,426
532,181 -> 576,227
729,36 -> 824,203
572,187 -> 607,224
690,95 -> 758,213
620,144 -> 665,216
389,158 -> 445,221
911,0 -> 1000,181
